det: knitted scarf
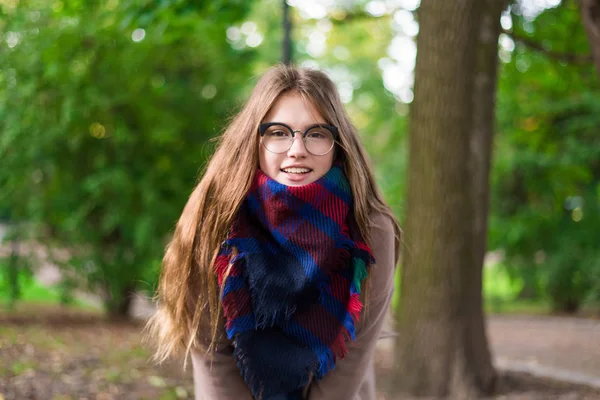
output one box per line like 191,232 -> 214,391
214,165 -> 375,399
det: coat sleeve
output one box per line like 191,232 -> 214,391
190,323 -> 253,399
191,326 -> 312,400
307,213 -> 398,400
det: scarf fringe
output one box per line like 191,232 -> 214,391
254,306 -> 297,329
214,254 -> 231,286
352,257 -> 368,293
348,293 -> 363,323
331,329 -> 349,359
234,345 -> 268,399
234,334 -> 317,399
334,237 -> 354,271
316,344 -> 336,378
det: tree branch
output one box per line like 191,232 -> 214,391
502,28 -> 594,64
580,0 -> 600,76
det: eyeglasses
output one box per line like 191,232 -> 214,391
259,122 -> 338,156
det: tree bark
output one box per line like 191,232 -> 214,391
581,0 -> 600,77
467,0 -> 508,394
106,281 -> 137,320
393,0 -> 504,397
8,230 -> 21,308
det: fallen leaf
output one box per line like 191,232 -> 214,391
175,386 -> 188,398
148,375 -> 166,387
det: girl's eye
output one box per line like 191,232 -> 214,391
307,132 -> 326,139
271,130 -> 289,137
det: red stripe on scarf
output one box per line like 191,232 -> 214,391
287,220 -> 337,265
294,303 -> 345,345
264,193 -> 293,231
355,241 -> 374,254
331,329 -> 350,359
222,289 -> 252,320
288,183 -> 349,226
348,293 -> 363,323
329,272 -> 352,303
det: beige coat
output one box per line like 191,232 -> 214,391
191,213 -> 398,400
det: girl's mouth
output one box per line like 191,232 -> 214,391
281,167 -> 312,174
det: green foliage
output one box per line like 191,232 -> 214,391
0,264 -> 93,309
491,1 -> 600,312
0,272 -> 54,305
0,0 -> 255,315
6,0 -> 598,319
293,6 -> 409,216
0,256 -> 32,307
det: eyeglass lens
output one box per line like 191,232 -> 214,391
262,124 -> 335,155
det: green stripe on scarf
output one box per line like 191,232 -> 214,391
352,258 -> 368,293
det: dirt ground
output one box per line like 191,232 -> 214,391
374,345 -> 600,400
1,306 -> 600,400
487,315 -> 600,383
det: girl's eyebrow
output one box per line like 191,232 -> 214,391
263,121 -> 328,129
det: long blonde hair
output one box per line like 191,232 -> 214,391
144,64 -> 400,366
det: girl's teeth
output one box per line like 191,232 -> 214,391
283,168 -> 311,174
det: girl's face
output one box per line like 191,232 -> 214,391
259,91 -> 335,186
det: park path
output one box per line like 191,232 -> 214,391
376,314 -> 600,389
487,315 -> 600,388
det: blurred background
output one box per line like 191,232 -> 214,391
1,0 -> 599,399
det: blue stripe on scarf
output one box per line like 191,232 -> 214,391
318,287 -> 350,319
222,275 -> 245,297
226,314 -> 256,338
246,191 -> 323,280
246,185 -> 351,286
225,237 -> 263,253
321,168 -> 352,205
318,289 -> 357,340
294,202 -> 341,239
267,177 -> 287,196
281,320 -> 334,378
250,179 -> 343,243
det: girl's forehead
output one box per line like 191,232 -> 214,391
263,92 -> 326,126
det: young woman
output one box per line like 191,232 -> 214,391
145,64 -> 401,400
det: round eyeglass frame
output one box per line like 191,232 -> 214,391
258,122 -> 339,156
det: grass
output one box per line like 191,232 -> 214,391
483,262 -> 551,314
0,268 -> 98,311
0,313 -> 195,399
0,279 -> 60,303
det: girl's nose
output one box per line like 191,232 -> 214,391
287,135 -> 308,158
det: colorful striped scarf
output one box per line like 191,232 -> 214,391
214,165 -> 374,399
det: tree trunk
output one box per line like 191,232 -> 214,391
393,0 -> 503,397
581,0 -> 600,77
8,232 -> 21,308
106,281 -> 137,320
468,0 -> 508,394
